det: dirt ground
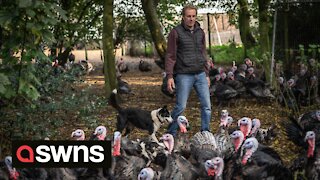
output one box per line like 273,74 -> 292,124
79,58 -> 304,166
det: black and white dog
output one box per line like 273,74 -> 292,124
109,89 -> 173,142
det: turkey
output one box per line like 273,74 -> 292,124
139,59 -> 152,72
219,109 -> 233,127
277,77 -> 300,111
117,77 -> 133,95
244,78 -> 275,101
111,131 -> 146,179
158,133 -> 199,180
245,67 -> 256,80
71,129 -> 85,140
68,52 -> 75,63
225,71 -> 246,97
214,126 -> 235,160
240,137 -> 293,179
297,110 -> 320,133
286,78 -> 305,108
138,167 -> 156,180
211,78 -> 238,107
79,60 -> 94,74
204,157 -> 224,180
285,115 -> 320,179
46,168 -> 77,180
237,117 -> 252,139
230,130 -> 245,153
176,115 -> 189,133
174,116 -> 191,159
255,125 -> 277,144
189,131 -> 221,178
77,128 -> 114,179
116,58 -> 129,73
285,113 -> 320,148
0,156 -> 21,180
250,118 -> 261,137
90,125 -> 110,141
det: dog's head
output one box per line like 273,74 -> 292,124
157,105 -> 173,124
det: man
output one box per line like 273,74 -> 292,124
165,4 -> 211,136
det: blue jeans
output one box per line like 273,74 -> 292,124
167,72 -> 211,136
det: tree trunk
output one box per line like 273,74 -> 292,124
103,0 -> 117,97
284,8 -> 289,69
258,0 -> 272,82
0,27 -> 2,49
141,0 -> 167,68
237,0 -> 256,56
57,47 -> 72,65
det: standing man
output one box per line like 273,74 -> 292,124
165,4 -> 211,136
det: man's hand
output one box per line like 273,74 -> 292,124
207,76 -> 210,87
167,78 -> 175,93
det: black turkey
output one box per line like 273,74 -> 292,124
225,71 -> 246,96
158,133 -> 199,180
110,131 -> 146,180
240,137 -> 293,180
211,79 -> 238,107
285,115 -> 320,179
277,77 -> 300,111
297,110 -> 320,132
116,58 -> 129,73
139,59 -> 152,72
117,77 -> 133,95
244,78 -> 275,101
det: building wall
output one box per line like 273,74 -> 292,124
199,13 -> 242,46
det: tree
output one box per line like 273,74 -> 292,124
237,0 -> 257,55
52,0 -> 104,65
141,0 -> 167,67
0,0 -> 65,102
221,0 -> 275,82
103,0 -> 117,96
257,0 -> 272,82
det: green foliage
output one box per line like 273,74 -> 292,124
1,65 -> 107,140
210,44 -> 244,65
210,43 -> 263,67
295,44 -> 320,64
0,0 -> 65,102
0,73 -> 11,96
145,44 -> 154,57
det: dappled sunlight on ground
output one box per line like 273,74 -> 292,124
75,67 -> 304,166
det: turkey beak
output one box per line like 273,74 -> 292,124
71,131 -> 77,138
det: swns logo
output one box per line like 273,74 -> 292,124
12,140 -> 111,168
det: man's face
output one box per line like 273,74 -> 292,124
183,8 -> 197,29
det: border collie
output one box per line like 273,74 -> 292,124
109,89 -> 173,142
